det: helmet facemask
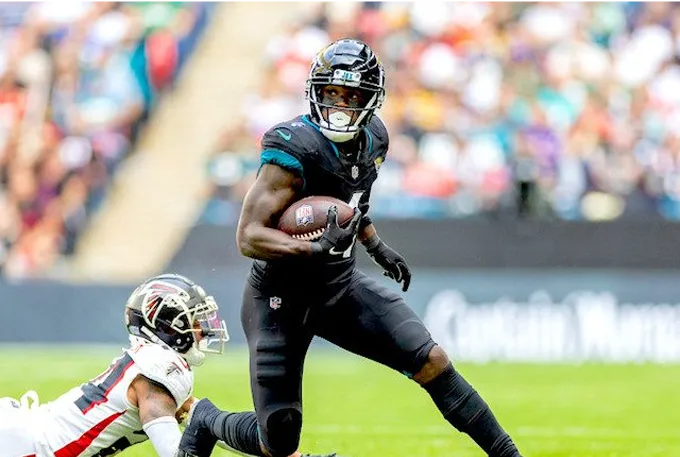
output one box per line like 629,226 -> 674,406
306,68 -> 385,143
171,296 -> 229,365
167,294 -> 229,367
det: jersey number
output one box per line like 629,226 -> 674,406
75,353 -> 134,414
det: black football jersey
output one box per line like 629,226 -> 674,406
249,114 -> 389,300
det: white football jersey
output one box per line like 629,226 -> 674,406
32,342 -> 193,457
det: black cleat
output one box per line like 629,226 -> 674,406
177,398 -> 220,457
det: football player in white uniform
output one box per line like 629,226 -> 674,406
0,273 -> 229,457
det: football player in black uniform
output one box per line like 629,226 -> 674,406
178,38 -> 523,457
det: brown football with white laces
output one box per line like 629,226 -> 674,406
277,196 -> 354,241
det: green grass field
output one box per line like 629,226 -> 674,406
1,346 -> 679,457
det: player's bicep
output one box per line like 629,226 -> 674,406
132,375 -> 177,425
240,164 -> 302,229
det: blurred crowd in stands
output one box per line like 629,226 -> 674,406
0,2 -> 212,279
203,2 -> 680,225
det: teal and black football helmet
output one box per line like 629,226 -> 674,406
305,38 -> 386,143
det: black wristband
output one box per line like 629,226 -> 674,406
362,234 -> 382,252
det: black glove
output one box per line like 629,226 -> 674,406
311,206 -> 362,256
365,236 -> 411,292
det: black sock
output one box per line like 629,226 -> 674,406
207,411 -> 264,457
422,363 -> 521,457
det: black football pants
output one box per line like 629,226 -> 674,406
241,269 -> 436,456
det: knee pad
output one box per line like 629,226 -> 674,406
262,408 -> 302,457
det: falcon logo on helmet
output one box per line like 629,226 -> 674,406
141,281 -> 186,328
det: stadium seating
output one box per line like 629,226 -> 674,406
0,2 -> 213,279
202,2 -> 680,223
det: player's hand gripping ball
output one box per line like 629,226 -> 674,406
278,196 -> 356,241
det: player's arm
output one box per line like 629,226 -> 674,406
237,164 -> 361,260
358,222 -> 377,244
357,206 -> 412,292
236,164 -> 316,260
130,375 -> 183,457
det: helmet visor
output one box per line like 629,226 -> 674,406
196,303 -> 229,354
171,295 -> 229,355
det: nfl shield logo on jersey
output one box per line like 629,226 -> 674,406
269,296 -> 282,310
295,205 -> 314,226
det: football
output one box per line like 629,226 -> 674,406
277,196 -> 355,241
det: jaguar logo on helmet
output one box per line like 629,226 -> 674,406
314,47 -> 333,73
